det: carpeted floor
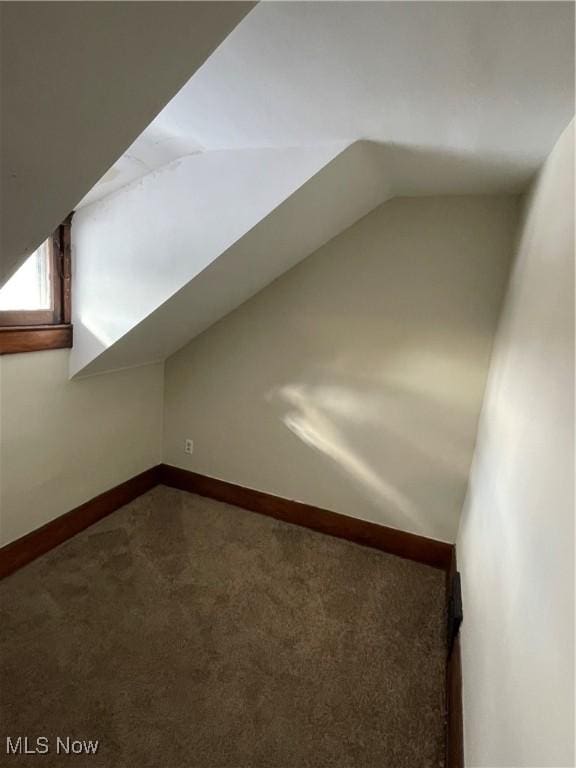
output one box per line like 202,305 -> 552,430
0,486 -> 447,767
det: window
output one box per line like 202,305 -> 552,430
0,216 -> 72,354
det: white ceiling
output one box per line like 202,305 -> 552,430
82,1 -> 575,206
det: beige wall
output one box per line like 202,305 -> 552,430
0,351 -> 164,546
457,123 -> 575,766
164,195 -> 519,543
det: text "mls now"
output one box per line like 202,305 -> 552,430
6,736 -> 99,755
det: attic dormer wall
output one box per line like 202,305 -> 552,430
162,194 -> 521,543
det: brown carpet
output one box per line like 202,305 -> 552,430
0,486 -> 447,767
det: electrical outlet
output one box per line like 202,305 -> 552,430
184,439 -> 194,455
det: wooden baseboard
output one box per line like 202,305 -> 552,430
159,464 -> 453,571
0,466 -> 160,579
446,633 -> 464,766
1,463 -> 453,575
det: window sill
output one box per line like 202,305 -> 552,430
0,324 -> 73,355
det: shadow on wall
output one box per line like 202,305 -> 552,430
266,331 -> 486,535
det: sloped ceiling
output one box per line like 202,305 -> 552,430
0,1 -> 254,283
82,0 -> 575,205
45,1 -> 575,376
70,143 -> 349,376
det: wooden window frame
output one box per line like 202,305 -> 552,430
0,215 -> 73,354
